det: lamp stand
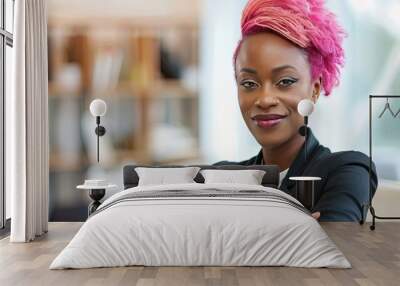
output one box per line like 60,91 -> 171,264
299,116 -> 308,163
304,116 -> 308,162
94,116 -> 106,163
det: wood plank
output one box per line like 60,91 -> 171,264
0,222 -> 399,286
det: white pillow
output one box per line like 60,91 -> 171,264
200,169 -> 266,185
135,167 -> 201,186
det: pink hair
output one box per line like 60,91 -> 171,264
234,0 -> 346,96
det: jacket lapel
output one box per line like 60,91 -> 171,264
254,128 -> 320,193
254,150 -> 263,164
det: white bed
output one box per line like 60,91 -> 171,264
50,183 -> 351,269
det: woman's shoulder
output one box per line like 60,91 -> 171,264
309,149 -> 377,186
212,149 -> 374,173
316,150 -> 371,169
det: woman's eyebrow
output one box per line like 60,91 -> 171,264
239,67 -> 257,74
271,65 -> 297,75
239,65 -> 297,75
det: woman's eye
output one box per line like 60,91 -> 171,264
240,80 -> 259,90
277,78 -> 297,87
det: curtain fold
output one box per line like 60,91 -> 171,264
9,0 -> 49,242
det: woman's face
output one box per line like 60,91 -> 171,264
235,32 -> 321,149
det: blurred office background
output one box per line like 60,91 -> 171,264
43,0 -> 400,221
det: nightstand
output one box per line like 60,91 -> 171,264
77,180 -> 117,216
289,176 -> 321,210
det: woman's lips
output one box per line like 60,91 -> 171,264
253,116 -> 286,128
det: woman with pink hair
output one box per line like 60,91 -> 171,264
214,0 -> 378,222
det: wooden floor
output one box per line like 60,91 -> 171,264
0,222 -> 399,286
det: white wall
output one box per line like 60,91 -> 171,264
199,0 -> 258,164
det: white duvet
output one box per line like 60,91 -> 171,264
50,183 -> 351,269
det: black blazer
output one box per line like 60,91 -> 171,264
213,127 -> 378,222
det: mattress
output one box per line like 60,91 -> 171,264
50,183 -> 351,269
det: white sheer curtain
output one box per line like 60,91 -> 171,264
7,0 -> 49,242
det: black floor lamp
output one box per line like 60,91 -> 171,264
369,95 -> 400,230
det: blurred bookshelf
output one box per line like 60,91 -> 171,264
48,24 -> 200,172
47,9 -> 201,221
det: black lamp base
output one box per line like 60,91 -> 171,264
294,180 -> 316,210
88,189 -> 106,216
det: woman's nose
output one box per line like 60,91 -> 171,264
255,88 -> 279,108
